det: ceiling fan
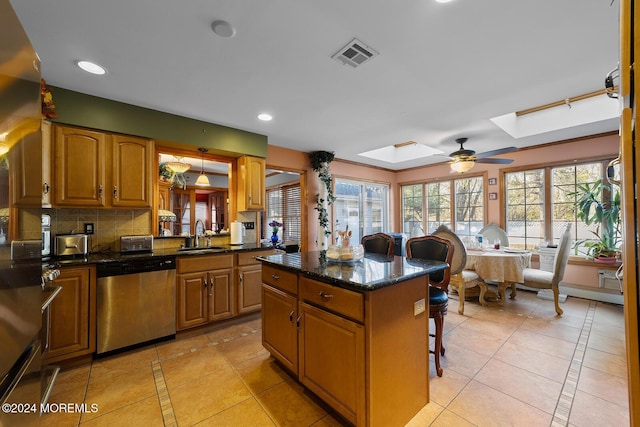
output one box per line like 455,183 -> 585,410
449,138 -> 517,173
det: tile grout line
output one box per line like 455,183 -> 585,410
152,360 -> 177,427
150,326 -> 262,427
550,300 -> 596,426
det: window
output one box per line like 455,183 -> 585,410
401,176 -> 484,241
333,178 -> 389,245
264,184 -> 301,243
504,160 -> 614,252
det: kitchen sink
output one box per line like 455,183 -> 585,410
176,246 -> 227,253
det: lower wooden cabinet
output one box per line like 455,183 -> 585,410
262,284 -> 298,374
43,265 -> 96,364
298,301 -> 365,425
176,254 -> 235,331
236,249 -> 274,314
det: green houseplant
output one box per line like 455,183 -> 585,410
308,150 -> 336,250
572,178 -> 621,261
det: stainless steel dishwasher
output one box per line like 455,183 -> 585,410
96,255 -> 176,354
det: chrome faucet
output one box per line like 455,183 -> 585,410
194,219 -> 206,247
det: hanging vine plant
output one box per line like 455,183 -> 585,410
308,150 -> 336,242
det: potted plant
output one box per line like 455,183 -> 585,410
159,163 -> 173,182
571,178 -> 621,262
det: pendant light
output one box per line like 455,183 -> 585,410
195,147 -> 210,186
165,156 -> 192,174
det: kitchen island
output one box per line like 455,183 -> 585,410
258,251 -> 448,427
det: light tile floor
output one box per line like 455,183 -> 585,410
41,285 -> 629,426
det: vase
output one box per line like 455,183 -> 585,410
271,231 -> 279,247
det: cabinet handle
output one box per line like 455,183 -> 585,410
271,274 -> 280,280
318,291 -> 334,299
289,310 -> 294,322
99,185 -> 103,198
203,279 -> 208,288
296,315 -> 301,329
43,182 -> 50,195
239,273 -> 243,283
113,186 -> 118,199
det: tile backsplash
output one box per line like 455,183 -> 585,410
45,208 -> 152,253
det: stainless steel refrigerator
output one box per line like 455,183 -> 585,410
0,1 -> 46,425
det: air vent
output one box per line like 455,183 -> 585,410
332,38 -> 379,68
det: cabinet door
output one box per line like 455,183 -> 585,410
111,134 -> 153,207
53,125 -> 106,207
298,301 -> 365,426
10,128 -> 42,207
44,266 -> 96,363
177,272 -> 208,330
237,156 -> 265,210
208,268 -> 235,321
262,284 -> 298,374
237,264 -> 262,314
42,120 -> 52,207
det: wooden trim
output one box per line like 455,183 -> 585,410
515,88 -> 618,116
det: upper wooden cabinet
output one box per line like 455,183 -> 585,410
236,155 -> 265,211
52,125 -> 153,208
111,134 -> 154,208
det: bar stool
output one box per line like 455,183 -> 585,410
406,235 -> 454,377
361,232 -> 395,257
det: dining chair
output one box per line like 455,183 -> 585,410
522,223 -> 572,316
478,223 -> 509,247
361,232 -> 395,257
432,225 -> 484,315
406,235 -> 454,377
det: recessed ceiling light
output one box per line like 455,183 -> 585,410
211,20 -> 236,38
258,113 -> 273,121
76,60 -> 107,75
434,0 -> 454,3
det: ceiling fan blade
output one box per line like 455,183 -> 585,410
475,146 -> 518,159
475,158 -> 514,164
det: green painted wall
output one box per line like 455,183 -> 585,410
50,87 -> 268,158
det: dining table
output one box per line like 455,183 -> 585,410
464,247 -> 532,305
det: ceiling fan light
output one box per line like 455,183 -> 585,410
451,160 -> 475,173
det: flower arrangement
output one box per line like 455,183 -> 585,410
269,220 -> 283,234
40,79 -> 57,119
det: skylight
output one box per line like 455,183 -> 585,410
359,142 -> 444,164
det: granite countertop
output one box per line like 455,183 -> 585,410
258,251 -> 449,292
44,243 -> 274,267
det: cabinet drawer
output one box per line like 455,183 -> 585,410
178,253 -> 234,273
237,249 -> 274,266
262,265 -> 297,295
299,276 -> 364,323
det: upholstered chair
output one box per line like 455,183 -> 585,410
478,223 -> 509,247
361,233 -> 395,257
522,224 -> 572,316
406,235 -> 454,377
432,225 -> 483,315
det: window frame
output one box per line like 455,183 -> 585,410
501,156 -> 615,252
332,177 -> 390,245
399,172 -> 487,240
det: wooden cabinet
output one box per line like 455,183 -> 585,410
236,249 -> 274,314
298,301 -> 365,426
42,120 -> 52,207
236,155 -> 265,211
111,134 -> 154,207
261,264 -> 429,427
262,283 -> 299,374
10,123 -> 44,207
43,265 -> 96,364
176,254 -> 235,330
52,125 -> 153,208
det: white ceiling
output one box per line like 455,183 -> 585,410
11,0 -> 621,170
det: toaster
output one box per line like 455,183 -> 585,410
54,234 -> 88,257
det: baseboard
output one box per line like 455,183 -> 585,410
516,282 -> 623,305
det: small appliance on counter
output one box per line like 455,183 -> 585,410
120,235 -> 153,253
54,234 -> 88,257
230,221 -> 245,245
